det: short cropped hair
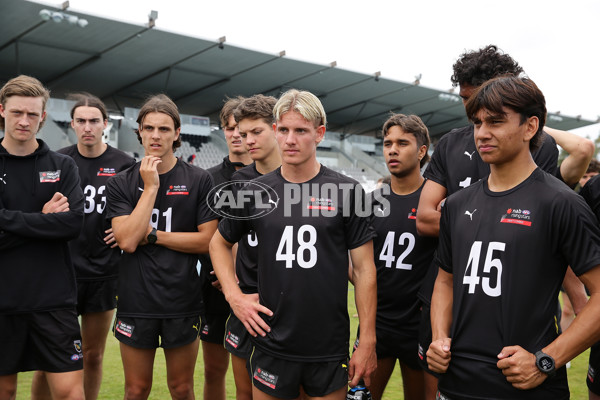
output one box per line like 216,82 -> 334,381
220,96 -> 245,128
465,75 -> 546,152
233,94 -> 277,125
0,75 -> 50,130
69,92 -> 108,121
587,159 -> 600,174
382,113 -> 431,168
451,45 -> 524,88
135,94 -> 181,150
273,89 -> 326,127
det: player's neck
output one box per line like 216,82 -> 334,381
280,158 -> 321,183
229,152 -> 252,167
77,141 -> 107,158
390,171 -> 424,195
488,155 -> 537,192
1,136 -> 39,156
157,153 -> 178,175
255,152 -> 282,175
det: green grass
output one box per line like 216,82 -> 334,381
14,290 -> 592,399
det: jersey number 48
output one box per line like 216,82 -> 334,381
276,225 -> 317,269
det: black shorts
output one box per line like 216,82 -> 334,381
248,346 -> 348,399
76,279 -> 117,315
354,326 -> 421,370
0,309 -> 83,375
588,342 -> 600,394
113,315 -> 200,349
200,312 -> 228,344
417,303 -> 439,377
224,312 -> 252,359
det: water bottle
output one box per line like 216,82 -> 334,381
346,380 -> 372,400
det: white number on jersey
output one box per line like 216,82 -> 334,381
83,184 -> 107,214
459,177 -> 472,189
379,231 -> 415,270
463,241 -> 505,297
150,207 -> 173,232
275,225 -> 317,269
247,231 -> 258,247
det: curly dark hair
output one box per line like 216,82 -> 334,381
451,45 -> 524,88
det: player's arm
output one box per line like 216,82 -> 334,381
497,265 -> 600,390
210,229 -> 272,337
111,156 -> 161,253
562,266 -> 588,315
427,267 -> 453,373
416,179 -> 447,237
348,241 -> 378,387
544,126 -> 594,187
151,219 -> 217,254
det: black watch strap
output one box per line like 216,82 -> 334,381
147,228 -> 157,244
535,350 -> 556,378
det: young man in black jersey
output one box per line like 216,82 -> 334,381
427,75 -> 600,400
210,89 -> 377,400
0,75 -> 84,400
32,94 -> 134,400
223,94 -> 281,400
200,96 -> 253,400
106,94 -> 217,400
415,45 -> 591,396
580,175 -> 600,400
356,114 -> 436,400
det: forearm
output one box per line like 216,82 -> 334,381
112,188 -> 158,252
544,292 -> 600,367
209,230 -> 243,301
351,246 -> 377,347
563,266 -> 588,315
0,208 -> 83,240
416,208 -> 441,237
156,220 -> 217,253
545,126 -> 594,186
431,268 -> 453,341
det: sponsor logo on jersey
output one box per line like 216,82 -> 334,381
253,366 -> 278,389
97,167 -> 117,176
39,170 -> 61,183
115,320 -> 134,337
500,208 -> 532,227
73,340 -> 82,353
0,173 -> 6,185
307,196 -> 335,211
464,209 -> 477,220
208,180 -> 279,220
166,184 -> 189,195
464,150 -> 476,160
408,207 -> 417,220
225,330 -> 240,348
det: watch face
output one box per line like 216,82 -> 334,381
539,356 -> 554,371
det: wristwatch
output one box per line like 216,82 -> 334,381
535,350 -> 556,378
147,228 -> 158,244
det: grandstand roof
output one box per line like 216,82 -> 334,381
1,0 -> 594,138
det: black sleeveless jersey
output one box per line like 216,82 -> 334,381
436,168 -> 600,399
218,165 -> 375,361
57,145 -> 135,280
106,160 -> 216,317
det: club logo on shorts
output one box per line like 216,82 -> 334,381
225,331 -> 240,348
500,208 -> 532,227
253,366 -> 278,389
115,320 -> 134,338
589,365 -> 596,383
201,323 -> 209,336
97,167 -> 117,176
71,354 -> 81,361
39,170 -> 61,183
73,340 -> 82,353
418,343 -> 425,360
166,184 -> 189,195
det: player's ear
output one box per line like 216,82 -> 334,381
417,144 -> 427,161
523,115 -> 538,142
315,125 -> 325,143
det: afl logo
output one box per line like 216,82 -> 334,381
207,180 -> 279,220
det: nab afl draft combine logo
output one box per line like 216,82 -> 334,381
166,184 -> 189,195
39,170 -> 61,183
97,167 -> 117,176
501,207 -> 532,227
208,180 -> 279,220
